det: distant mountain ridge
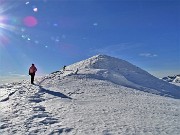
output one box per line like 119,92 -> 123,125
46,54 -> 180,99
162,75 -> 180,83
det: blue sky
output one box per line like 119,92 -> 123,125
0,0 -> 179,79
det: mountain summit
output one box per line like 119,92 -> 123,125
49,54 -> 180,99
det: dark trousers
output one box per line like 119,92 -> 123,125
30,73 -> 35,84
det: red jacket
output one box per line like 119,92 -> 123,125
29,65 -> 37,74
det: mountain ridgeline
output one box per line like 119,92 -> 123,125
48,55 -> 180,99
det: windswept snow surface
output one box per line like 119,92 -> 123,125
0,55 -> 180,135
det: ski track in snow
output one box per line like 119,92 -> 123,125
0,55 -> 180,135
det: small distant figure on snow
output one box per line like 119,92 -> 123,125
63,65 -> 66,71
29,64 -> 37,84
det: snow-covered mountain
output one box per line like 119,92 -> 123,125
162,75 -> 180,84
43,54 -> 179,98
0,54 -> 180,135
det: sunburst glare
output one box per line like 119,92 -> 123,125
0,1 -> 38,46
0,2 -> 21,46
0,16 -> 17,31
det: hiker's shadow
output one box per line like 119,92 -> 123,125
39,86 -> 72,99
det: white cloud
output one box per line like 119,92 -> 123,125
8,73 -> 27,77
139,53 -> 158,57
92,43 -> 141,55
93,22 -> 98,26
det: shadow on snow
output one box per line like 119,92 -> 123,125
39,86 -> 72,99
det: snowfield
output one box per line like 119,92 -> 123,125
0,55 -> 180,135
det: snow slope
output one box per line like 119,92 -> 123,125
0,54 -> 180,135
59,54 -> 180,99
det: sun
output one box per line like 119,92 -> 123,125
0,1 -> 25,46
0,5 -> 13,45
0,15 -> 16,30
0,15 -> 15,45
0,0 -> 39,46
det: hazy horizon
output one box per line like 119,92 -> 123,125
0,69 -> 179,84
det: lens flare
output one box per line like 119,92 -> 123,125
33,7 -> 38,12
23,16 -> 38,27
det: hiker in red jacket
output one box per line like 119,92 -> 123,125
29,64 -> 37,84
